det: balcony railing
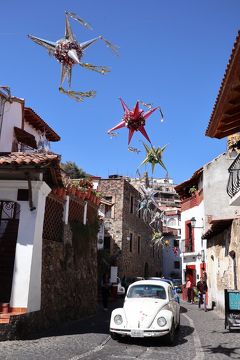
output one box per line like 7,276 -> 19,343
185,243 -> 195,253
227,153 -> 240,198
181,239 -> 194,253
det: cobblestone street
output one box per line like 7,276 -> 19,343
0,299 -> 240,360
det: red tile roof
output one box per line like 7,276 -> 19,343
205,31 -> 240,138
175,168 -> 203,195
0,152 -> 63,187
24,108 -> 60,142
0,152 -> 60,167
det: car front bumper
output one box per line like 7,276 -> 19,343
110,328 -> 170,337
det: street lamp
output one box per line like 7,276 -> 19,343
190,217 -> 203,228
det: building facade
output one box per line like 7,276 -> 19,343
203,31 -> 240,313
0,88 -> 100,339
98,176 -> 162,280
175,168 -> 205,287
130,174 -> 182,279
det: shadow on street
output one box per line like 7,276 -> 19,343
24,297 -> 124,340
202,343 -> 240,357
25,300 -> 194,345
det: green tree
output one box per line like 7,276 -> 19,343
61,161 -> 87,179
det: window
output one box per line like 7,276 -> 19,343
185,221 -> 194,252
173,239 -> 179,248
137,235 -> 141,254
17,189 -> 29,201
168,218 -> 176,227
130,195 -> 134,214
127,285 -> 166,299
104,196 -> 113,218
129,233 -> 133,252
174,261 -> 180,269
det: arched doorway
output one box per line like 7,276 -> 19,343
0,201 -> 20,303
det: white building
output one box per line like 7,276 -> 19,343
175,168 -> 206,286
0,88 -> 61,315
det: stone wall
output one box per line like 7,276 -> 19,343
207,219 -> 240,314
41,198 -> 98,327
99,178 -> 162,279
0,196 -> 98,340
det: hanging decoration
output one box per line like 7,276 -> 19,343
28,11 -> 118,101
140,142 -> 167,173
152,231 -> 164,246
149,210 -> 163,230
108,98 -> 163,145
128,146 -> 141,154
138,186 -> 159,223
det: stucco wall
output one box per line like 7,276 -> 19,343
0,100 -> 22,152
180,199 -> 205,282
203,153 -> 239,226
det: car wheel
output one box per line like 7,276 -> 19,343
110,332 -> 121,341
176,314 -> 180,331
164,322 -> 175,345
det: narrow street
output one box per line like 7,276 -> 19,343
0,299 -> 240,360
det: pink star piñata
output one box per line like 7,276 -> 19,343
108,98 -> 159,144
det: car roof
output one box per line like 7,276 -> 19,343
148,277 -> 174,286
128,279 -> 170,290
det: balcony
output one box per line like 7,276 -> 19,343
180,239 -> 198,258
227,153 -> 240,205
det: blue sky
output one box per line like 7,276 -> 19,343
1,1 -> 239,184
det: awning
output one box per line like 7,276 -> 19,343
202,218 -> 233,239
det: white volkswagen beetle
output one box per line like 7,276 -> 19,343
110,279 -> 180,344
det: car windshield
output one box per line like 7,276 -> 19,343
127,285 -> 166,299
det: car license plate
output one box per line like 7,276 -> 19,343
131,329 -> 144,337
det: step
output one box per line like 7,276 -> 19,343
0,313 -> 10,319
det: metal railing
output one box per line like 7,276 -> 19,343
227,153 -> 240,198
180,239 -> 194,253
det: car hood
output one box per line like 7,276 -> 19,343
123,298 -> 169,329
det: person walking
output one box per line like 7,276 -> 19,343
197,276 -> 208,311
186,277 -> 194,304
101,273 -> 111,311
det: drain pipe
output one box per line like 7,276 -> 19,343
25,172 -> 36,211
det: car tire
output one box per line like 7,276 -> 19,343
164,322 -> 175,345
110,332 -> 121,341
176,314 -> 180,331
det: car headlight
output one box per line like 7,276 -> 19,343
157,317 -> 167,327
114,314 -> 123,325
